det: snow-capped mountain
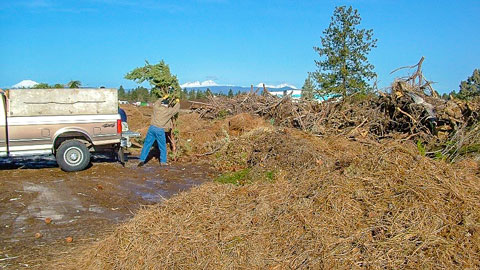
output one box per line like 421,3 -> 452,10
12,80 -> 38,88
180,80 -> 219,88
255,83 -> 297,89
180,80 -> 298,94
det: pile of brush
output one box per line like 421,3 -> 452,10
55,127 -> 480,269
194,59 -> 479,161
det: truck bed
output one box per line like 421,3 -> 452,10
7,88 -> 118,116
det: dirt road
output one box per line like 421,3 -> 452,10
0,155 -> 214,269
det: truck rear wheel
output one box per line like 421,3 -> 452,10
56,140 -> 91,172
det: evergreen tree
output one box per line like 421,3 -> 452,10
457,69 -> 480,100
181,88 -> 188,99
134,86 -> 149,102
205,88 -> 213,97
125,60 -> 181,98
130,88 -> 138,101
196,90 -> 205,99
313,6 -> 377,97
228,89 -> 234,98
188,89 -> 196,100
301,74 -> 315,101
118,85 -> 126,99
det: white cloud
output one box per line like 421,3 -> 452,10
180,80 -> 219,88
256,83 -> 298,89
12,80 -> 39,88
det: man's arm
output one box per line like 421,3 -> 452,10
166,102 -> 180,119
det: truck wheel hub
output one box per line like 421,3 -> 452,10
70,153 -> 78,160
64,147 -> 83,166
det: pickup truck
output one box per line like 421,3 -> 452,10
0,88 -> 137,171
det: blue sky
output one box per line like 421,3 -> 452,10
0,0 -> 479,93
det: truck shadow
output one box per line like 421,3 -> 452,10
0,153 -> 131,170
0,156 -> 59,170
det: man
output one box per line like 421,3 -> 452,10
138,95 -> 180,166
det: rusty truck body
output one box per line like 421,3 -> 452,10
0,88 -> 125,171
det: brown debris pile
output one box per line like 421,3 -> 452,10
174,112 -> 267,160
57,127 -> 480,269
194,60 -> 479,162
119,104 -> 267,158
197,86 -> 477,143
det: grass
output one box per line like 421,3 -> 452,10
214,168 -> 276,186
214,168 -> 251,185
417,140 -> 426,156
264,170 -> 275,182
216,109 -> 229,119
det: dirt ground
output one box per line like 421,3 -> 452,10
0,154 -> 215,269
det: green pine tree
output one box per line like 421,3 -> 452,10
188,89 -> 196,100
228,89 -> 234,98
118,85 -> 126,99
457,69 -> 480,100
125,60 -> 181,98
301,74 -> 315,101
312,6 -> 377,98
181,88 -> 188,99
205,88 -> 213,97
134,86 -> 149,102
130,88 -> 138,101
196,90 -> 205,99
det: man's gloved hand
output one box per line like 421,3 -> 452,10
162,94 -> 169,100
175,98 -> 180,104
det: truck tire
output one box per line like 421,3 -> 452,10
56,140 -> 91,172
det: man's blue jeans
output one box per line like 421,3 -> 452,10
139,125 -> 167,163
